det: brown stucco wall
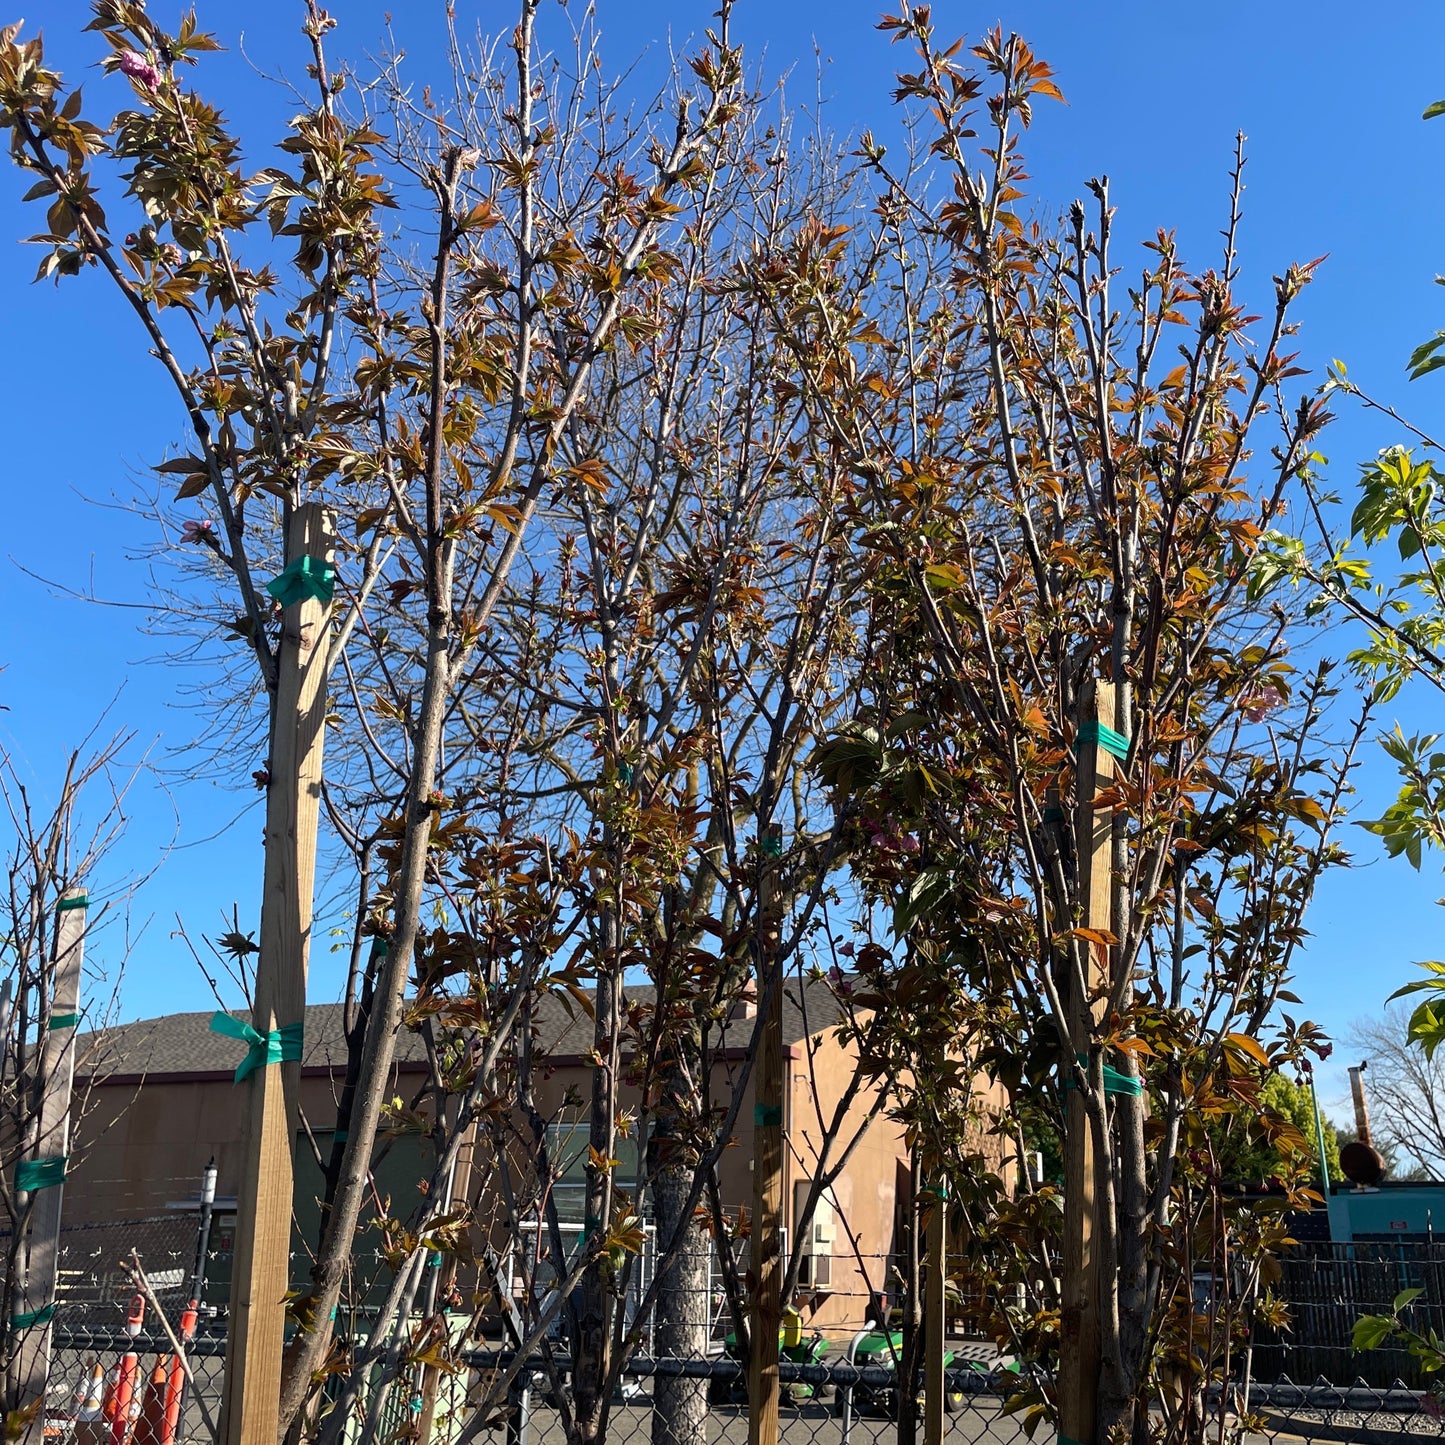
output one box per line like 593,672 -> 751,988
63,1014 -> 1013,1346
67,1068 -> 377,1223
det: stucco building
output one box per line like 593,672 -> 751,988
59,980 -> 1007,1341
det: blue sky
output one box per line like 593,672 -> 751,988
2,0 -> 1443,1121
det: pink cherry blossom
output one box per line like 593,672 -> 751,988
181,519 -> 214,545
1239,678 -> 1287,723
118,50 -> 161,90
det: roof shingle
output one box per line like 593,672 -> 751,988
81,977 -> 851,1080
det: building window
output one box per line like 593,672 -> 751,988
544,1123 -> 641,1223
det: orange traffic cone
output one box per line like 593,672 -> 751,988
131,1363 -> 168,1445
107,1293 -> 146,1445
106,1356 -> 139,1445
70,1363 -> 95,1413
100,1365 -> 121,1426
74,1362 -> 107,1445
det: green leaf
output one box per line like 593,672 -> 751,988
1387,962 -> 1445,1002
893,867 -> 952,938
1352,1314 -> 1397,1352
1407,1001 -> 1445,1060
1425,100 -> 1445,120
1395,1287 -> 1425,1313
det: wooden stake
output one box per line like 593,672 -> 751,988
748,823 -> 783,1445
923,1183 -> 945,1445
14,887 -> 86,1445
221,505 -> 334,1445
1057,679 -> 1116,1445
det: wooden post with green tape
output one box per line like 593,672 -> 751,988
748,823 -> 783,1445
13,885 -> 86,1445
221,503 -> 335,1445
1057,678 -> 1118,1445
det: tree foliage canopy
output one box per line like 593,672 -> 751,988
0,5 -> 1383,1445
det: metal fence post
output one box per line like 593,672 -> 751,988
839,1328 -> 871,1445
504,1375 -> 530,1445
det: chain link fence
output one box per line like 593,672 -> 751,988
23,1229 -> 1445,1445
44,1326 -> 225,1445
30,1326 -> 1445,1445
3,1215 -> 207,1329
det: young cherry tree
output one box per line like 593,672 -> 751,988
308,126 -> 873,1445
0,2 -> 759,1437
324,66 -> 895,1444
1,6 -> 903,1444
784,12 -> 1360,1443
0,738 -> 131,1436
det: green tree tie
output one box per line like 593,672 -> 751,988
1074,718 -> 1130,760
1065,1054 -> 1143,1097
210,1012 -> 304,1082
16,1156 -> 67,1191
266,555 -> 336,608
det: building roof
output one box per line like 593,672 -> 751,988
80,1002 -> 418,1079
81,977 -> 851,1081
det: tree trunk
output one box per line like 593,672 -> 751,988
897,1158 -> 920,1445
1099,1079 -> 1148,1444
277,147 -> 465,1434
650,1108 -> 710,1445
570,962 -> 619,1445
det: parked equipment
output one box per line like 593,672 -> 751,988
835,1310 -> 967,1418
712,1306 -> 832,1405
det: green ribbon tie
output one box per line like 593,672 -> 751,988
1074,719 -> 1130,761
1101,1065 -> 1143,1097
11,1304 -> 55,1330
56,894 -> 89,912
210,1012 -> 304,1083
16,1156 -> 67,1192
266,555 -> 336,608
47,1012 -> 79,1032
761,834 -> 782,857
754,1103 -> 783,1127
1058,1436 -> 1089,1445
1041,806 -> 1065,825
1065,1053 -> 1143,1098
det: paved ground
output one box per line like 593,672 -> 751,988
490,1398 -> 1033,1445
479,1398 -> 1445,1445
47,1341 -> 1445,1445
